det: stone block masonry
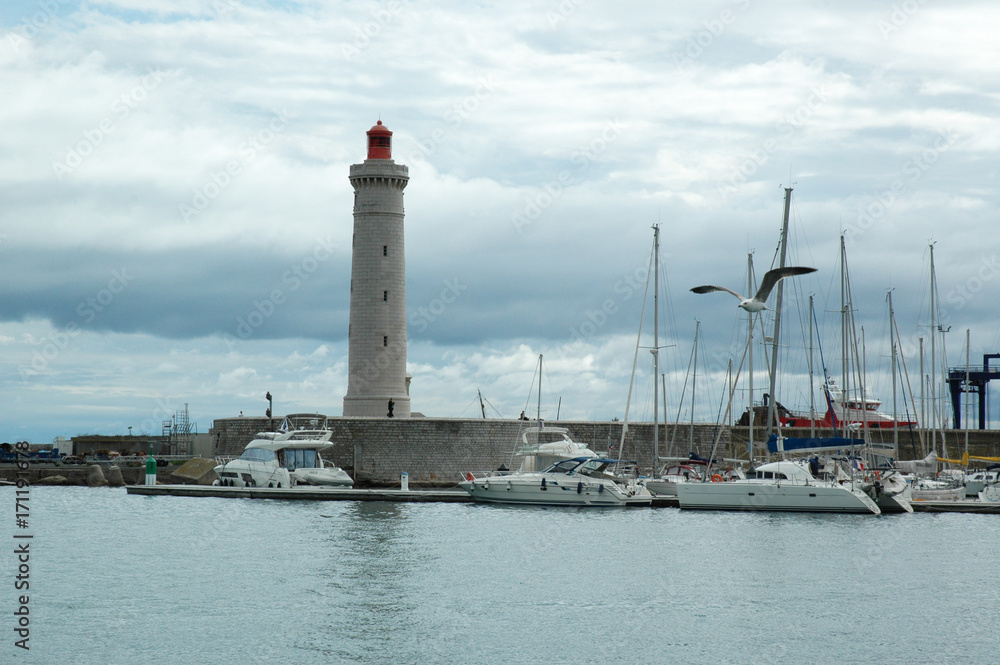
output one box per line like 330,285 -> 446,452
210,416 -> 730,486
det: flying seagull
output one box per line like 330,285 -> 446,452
691,266 -> 817,312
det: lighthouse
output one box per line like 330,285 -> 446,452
343,120 -> 412,418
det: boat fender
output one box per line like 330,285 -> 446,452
577,481 -> 583,494
484,480 -> 490,490
598,484 -> 604,493
276,482 -> 281,488
541,477 -> 547,491
466,472 -> 474,482
268,482 -> 273,488
506,480 -> 512,491
711,474 -> 723,483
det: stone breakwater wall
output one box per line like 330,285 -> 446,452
210,416 -> 730,486
0,463 -> 176,486
209,417 -> 1000,487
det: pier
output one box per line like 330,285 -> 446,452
126,483 -> 681,507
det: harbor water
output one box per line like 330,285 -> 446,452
3,487 -> 997,664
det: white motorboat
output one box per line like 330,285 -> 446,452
460,457 -> 652,507
214,414 -> 353,488
514,426 -> 599,472
674,460 -> 880,514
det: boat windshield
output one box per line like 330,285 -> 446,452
545,459 -> 587,474
240,448 -> 276,462
284,448 -> 318,470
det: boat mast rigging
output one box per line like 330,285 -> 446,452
765,186 -> 793,441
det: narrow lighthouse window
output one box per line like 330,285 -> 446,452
383,336 -> 388,347
383,245 -> 387,256
383,290 -> 388,301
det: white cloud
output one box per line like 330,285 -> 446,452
2,1 -> 999,441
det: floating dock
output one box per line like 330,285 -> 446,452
910,499 -> 1000,514
126,483 -> 680,507
126,485 -> 999,512
126,484 -> 474,503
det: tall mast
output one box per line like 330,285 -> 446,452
929,243 -> 936,452
809,295 -> 816,439
690,320 -> 699,451
965,328 -> 970,455
537,354 -> 543,432
889,290 -> 898,449
747,252 -> 754,461
841,235 -> 848,413
766,187 -> 793,440
919,337 -> 925,452
652,224 -> 660,469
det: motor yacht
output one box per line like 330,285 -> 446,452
214,414 -> 353,488
513,426 -> 599,472
460,457 -> 652,507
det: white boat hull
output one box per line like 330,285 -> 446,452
675,480 -> 880,514
291,467 -> 354,487
645,479 -> 680,497
460,475 -> 651,507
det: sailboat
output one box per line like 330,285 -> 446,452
676,188 -> 881,515
765,248 -> 914,513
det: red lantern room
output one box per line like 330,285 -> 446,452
366,120 -> 392,159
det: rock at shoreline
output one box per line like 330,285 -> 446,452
36,475 -> 70,485
107,466 -> 125,487
86,464 -> 108,487
171,458 -> 219,485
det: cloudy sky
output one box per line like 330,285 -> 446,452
2,0 -> 998,444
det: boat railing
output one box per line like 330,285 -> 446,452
84,454 -> 196,465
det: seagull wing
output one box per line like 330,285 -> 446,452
753,266 -> 817,303
691,285 -> 745,300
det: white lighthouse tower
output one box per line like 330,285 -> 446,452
343,120 -> 411,418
